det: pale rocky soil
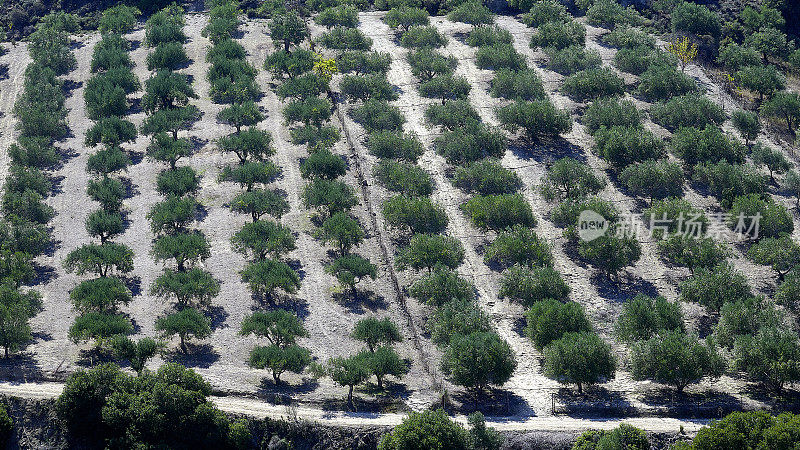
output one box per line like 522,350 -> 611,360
0,9 -> 797,423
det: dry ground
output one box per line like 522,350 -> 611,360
0,10 -> 797,422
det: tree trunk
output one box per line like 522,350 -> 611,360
348,385 -> 355,410
377,375 -> 383,390
577,382 -> 582,394
4,347 -> 8,358
180,334 -> 187,354
273,371 -> 280,385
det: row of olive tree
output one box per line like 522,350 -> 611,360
234,8 -> 310,390
0,12 -> 83,358
65,6 -> 145,362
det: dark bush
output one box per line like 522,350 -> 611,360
545,45 -> 601,76
453,159 -> 521,195
593,125 -> 664,170
374,160 -> 433,196
671,125 -> 745,167
382,195 -> 448,234
526,299 -> 591,350
396,233 -> 464,271
582,97 -> 640,133
529,21 -> 586,50
365,131 -> 424,162
562,67 -> 625,101
351,100 -> 405,133
407,48 -> 457,82
499,265 -> 569,305
485,225 -> 552,269
341,74 -> 398,102
496,100 -> 572,142
400,26 -> 447,49
615,293 -> 684,343
489,68 -> 545,101
433,127 -> 506,164
475,43 -> 527,71
465,25 -> 512,47
692,161 -> 765,208
410,267 -> 475,307
619,159 -> 683,202
637,63 -> 697,101
651,94 -> 726,130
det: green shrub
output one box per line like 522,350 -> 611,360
745,26 -> 792,63
736,64 -> 785,102
384,6 -> 429,32
374,160 -> 433,196
586,0 -> 642,29
351,99 -> 405,133
593,125 -> 664,170
396,234 -> 464,271
543,331 -> 615,393
658,235 -> 730,273
526,299 -> 590,351
425,99 -> 480,130
410,267 -> 475,306
146,42 -> 189,71
453,159 -> 521,195
582,97 -> 640,133
562,67 -> 625,101
529,21 -> 586,50
545,45 -> 601,76
418,75 -> 471,103
727,194 -> 793,239
761,90 -> 800,137
291,125 -> 341,150
302,179 -> 358,217
716,42 -> 761,71
615,293 -> 684,343
270,11 -> 307,51
496,100 -> 572,142
322,212 -> 364,255
447,1 -> 494,27
365,131 -> 424,162
651,94 -> 726,130
319,26 -> 372,50
315,4 -> 359,27
91,35 -> 132,73
382,195 -> 448,234
671,125 -> 744,167
465,25 -> 512,47
461,194 -> 535,231
327,254 -> 377,293
713,296 -> 782,349
540,158 -> 605,202
692,161 -> 765,208
671,1 -> 721,37
379,410 -> 470,450
276,73 -> 327,100
156,166 -> 199,197
265,49 -> 314,79
300,149 -> 347,180
407,48 -> 456,81
578,234 -> 641,280
733,325 -> 800,392
490,68 -> 546,101
731,109 -> 761,146
521,0 -> 570,27
88,177 -> 125,211
8,137 -> 60,169
748,235 -> 800,280
441,331 -> 516,393
337,51 -> 392,75
614,46 -> 673,75
99,4 -> 140,34
434,127 -> 506,164
283,97 -> 332,129
475,43 -> 527,71
679,263 -> 752,311
619,159 -> 683,201
485,225 -> 552,269
429,299 -> 490,344
643,197 -> 707,238
240,258 -> 301,299
601,26 -> 655,49
637,63 -> 696,101
551,197 -> 618,230
400,25 -> 446,49
341,74 -> 398,102
499,265 -> 569,306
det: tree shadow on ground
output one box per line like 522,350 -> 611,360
62,80 -> 82,98
361,379 -> 411,402
451,388 -> 533,417
49,174 -> 65,195
557,386 -> 636,418
513,316 -> 528,338
122,275 -> 142,297
251,295 -> 311,321
0,353 -> 44,381
593,271 -> 658,303
165,343 -> 220,368
333,289 -> 388,314
745,383 -> 800,411
76,346 -> 115,368
640,387 -> 744,418
120,177 -> 139,198
320,395 -> 405,414
258,376 -> 319,396
206,304 -> 228,331
508,137 -> 586,166
30,263 -> 57,286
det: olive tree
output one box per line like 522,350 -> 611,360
543,331 -> 615,393
441,331 -> 516,394
155,308 -> 211,354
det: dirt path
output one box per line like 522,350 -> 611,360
0,380 -> 707,433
